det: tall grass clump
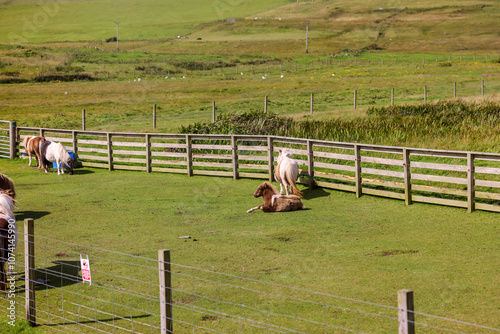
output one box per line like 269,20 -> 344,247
180,100 -> 500,151
180,111 -> 296,136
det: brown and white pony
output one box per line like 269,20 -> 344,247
247,182 -> 305,213
22,136 -> 46,168
274,148 -> 302,197
0,192 -> 16,291
41,141 -> 74,175
0,174 -> 15,200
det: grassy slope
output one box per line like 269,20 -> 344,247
1,0 -> 499,53
0,159 -> 499,330
0,0 -> 289,43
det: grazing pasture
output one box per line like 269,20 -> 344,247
0,158 -> 498,331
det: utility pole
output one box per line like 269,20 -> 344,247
305,22 -> 309,53
114,21 -> 120,51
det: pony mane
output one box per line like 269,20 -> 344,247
0,192 -> 15,220
56,143 -> 73,163
262,182 -> 278,193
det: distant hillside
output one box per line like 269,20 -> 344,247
0,0 -> 499,53
0,0 -> 288,43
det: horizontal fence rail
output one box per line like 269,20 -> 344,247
10,126 -> 500,213
1,219 -> 499,333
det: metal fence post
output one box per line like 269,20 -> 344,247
398,289 -> 415,334
9,121 -> 17,159
24,218 -> 36,326
158,249 -> 173,334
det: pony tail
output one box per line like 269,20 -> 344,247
291,184 -> 303,197
284,172 -> 303,197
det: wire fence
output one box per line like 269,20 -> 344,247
1,219 -> 499,333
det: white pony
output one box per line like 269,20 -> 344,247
0,192 -> 17,291
40,141 -> 74,175
274,148 -> 302,197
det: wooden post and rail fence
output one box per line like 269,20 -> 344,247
2,125 -> 499,213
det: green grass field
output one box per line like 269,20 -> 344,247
0,159 -> 499,332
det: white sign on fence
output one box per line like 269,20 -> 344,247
80,254 -> 92,285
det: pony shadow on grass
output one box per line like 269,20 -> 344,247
71,168 -> 94,175
15,211 -> 51,221
33,260 -> 82,290
44,167 -> 94,175
13,261 -> 81,294
301,186 -> 331,201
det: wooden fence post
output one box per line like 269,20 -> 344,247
186,135 -> 192,177
268,137 -> 274,182
424,85 -> 427,103
72,131 -> 78,164
481,80 -> 484,96
158,249 -> 173,334
467,153 -> 475,213
354,144 -> 362,198
146,134 -> 151,173
25,218 -> 36,326
398,289 -> 415,334
354,90 -> 357,110
310,93 -> 314,114
153,104 -> 157,129
212,101 -> 216,123
231,135 -> 239,180
107,133 -> 113,171
307,140 -> 314,189
264,96 -> 268,114
391,87 -> 394,106
9,121 -> 17,159
403,148 -> 412,206
453,82 -> 457,98
82,109 -> 86,131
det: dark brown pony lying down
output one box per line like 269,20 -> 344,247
247,182 -> 305,213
